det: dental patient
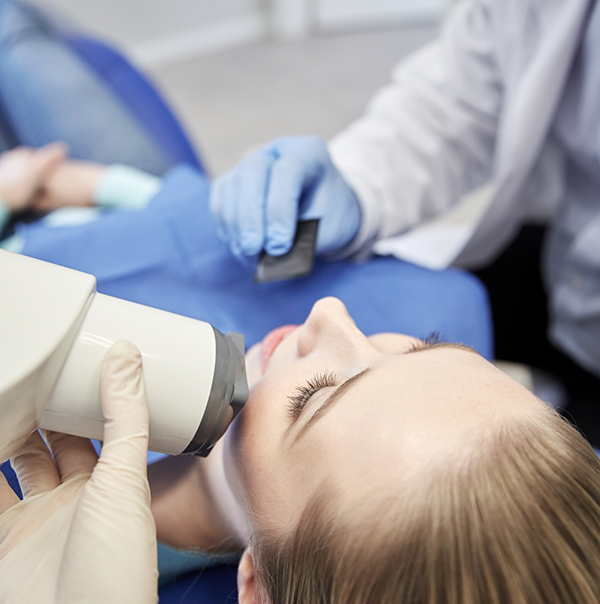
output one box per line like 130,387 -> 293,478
149,297 -> 600,604
0,145 -> 600,603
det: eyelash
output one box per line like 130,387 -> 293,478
287,371 -> 336,420
406,331 -> 442,353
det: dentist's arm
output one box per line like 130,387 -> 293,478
0,341 -> 158,604
211,0 -> 502,264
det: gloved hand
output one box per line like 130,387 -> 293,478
210,136 -> 362,261
0,341 -> 158,604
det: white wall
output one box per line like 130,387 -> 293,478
30,0 -> 267,68
271,0 -> 446,40
30,0 -> 444,67
317,0 -> 446,31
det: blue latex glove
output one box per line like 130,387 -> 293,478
210,136 -> 362,261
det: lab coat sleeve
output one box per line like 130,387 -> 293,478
94,164 -> 162,210
329,0 -> 502,255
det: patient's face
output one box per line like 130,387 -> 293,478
223,297 -> 543,535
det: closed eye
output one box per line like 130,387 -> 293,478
287,371 -> 336,420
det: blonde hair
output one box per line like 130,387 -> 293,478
253,409 -> 600,603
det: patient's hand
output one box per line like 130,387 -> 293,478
34,159 -> 107,211
0,143 -> 67,212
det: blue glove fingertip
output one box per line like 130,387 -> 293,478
265,237 -> 293,257
239,233 -> 263,257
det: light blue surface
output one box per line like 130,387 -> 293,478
17,166 -> 493,361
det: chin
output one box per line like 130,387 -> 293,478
245,343 -> 264,387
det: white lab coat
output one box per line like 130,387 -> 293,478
329,0 -> 592,270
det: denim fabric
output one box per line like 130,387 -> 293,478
0,0 -> 171,174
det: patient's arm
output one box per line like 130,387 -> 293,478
0,143 -> 67,212
33,159 -> 107,211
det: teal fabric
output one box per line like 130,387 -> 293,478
0,231 -> 23,252
0,198 -> 9,233
95,163 -> 160,210
157,541 -> 241,586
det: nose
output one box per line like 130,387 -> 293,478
297,297 -> 369,358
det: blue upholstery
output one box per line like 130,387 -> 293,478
63,34 -> 206,174
1,462 -> 20,498
159,564 -> 239,602
17,166 -> 493,360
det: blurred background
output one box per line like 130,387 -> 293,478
28,0 -> 448,175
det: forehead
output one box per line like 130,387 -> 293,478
292,348 -> 540,469
320,346 -> 501,416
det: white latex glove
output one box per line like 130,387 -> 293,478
0,341 -> 158,604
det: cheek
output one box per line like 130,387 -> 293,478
222,380 -> 288,507
245,343 -> 263,388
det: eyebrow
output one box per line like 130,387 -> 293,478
292,340 -> 480,443
406,341 -> 481,356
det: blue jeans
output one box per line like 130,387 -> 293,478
0,0 -> 171,175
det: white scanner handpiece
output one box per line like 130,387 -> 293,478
0,251 -> 247,462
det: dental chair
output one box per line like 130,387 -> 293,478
62,33 -> 205,173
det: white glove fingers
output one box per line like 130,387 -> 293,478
58,465 -> 158,604
43,431 -> 98,482
7,145 -> 34,158
10,431 -> 60,498
264,156 -> 305,255
0,470 -> 20,515
99,341 -> 150,472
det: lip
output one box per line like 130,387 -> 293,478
260,325 -> 298,373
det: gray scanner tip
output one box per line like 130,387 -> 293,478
254,219 -> 319,284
